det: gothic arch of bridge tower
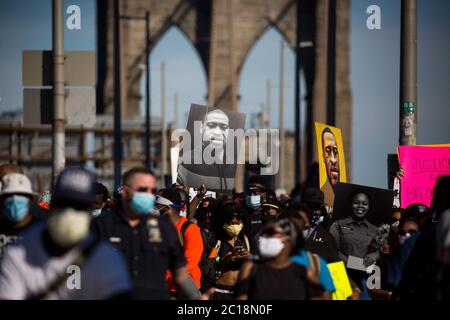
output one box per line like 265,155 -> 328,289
97,0 -> 352,177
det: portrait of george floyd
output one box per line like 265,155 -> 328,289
314,122 -> 347,207
175,104 -> 246,195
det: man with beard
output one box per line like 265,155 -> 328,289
177,108 -> 236,194
321,128 -> 340,206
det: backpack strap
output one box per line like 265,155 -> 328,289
27,235 -> 100,300
179,220 -> 193,247
312,253 -> 321,274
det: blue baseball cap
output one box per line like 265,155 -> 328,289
53,167 -> 96,206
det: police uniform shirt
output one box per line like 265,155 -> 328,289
246,208 -> 263,240
329,217 -> 379,263
91,208 -> 186,300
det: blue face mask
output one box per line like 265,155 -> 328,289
245,195 -> 261,210
2,195 -> 30,222
130,192 -> 156,215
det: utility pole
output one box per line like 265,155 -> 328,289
400,0 -> 417,145
266,79 -> 272,129
278,41 -> 285,191
160,62 -> 167,187
113,0 -> 122,189
227,0 -> 237,111
327,0 -> 336,126
52,0 -> 65,184
145,11 -> 151,169
208,0 -> 217,106
294,0 -> 302,186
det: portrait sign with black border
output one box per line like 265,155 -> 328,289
176,104 -> 246,194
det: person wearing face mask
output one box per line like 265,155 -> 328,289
157,188 -> 204,297
0,167 -> 132,299
235,217 -> 324,300
259,196 -> 284,225
206,201 -> 255,300
90,182 -> 110,218
92,168 -> 203,300
244,176 -> 267,239
0,173 -> 42,258
0,163 -> 47,219
385,205 -> 427,293
277,206 -> 336,299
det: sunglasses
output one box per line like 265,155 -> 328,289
261,226 -> 284,237
124,185 -> 152,193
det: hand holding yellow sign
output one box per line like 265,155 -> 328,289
327,261 -> 353,300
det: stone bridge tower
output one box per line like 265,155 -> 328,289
97,0 -> 352,182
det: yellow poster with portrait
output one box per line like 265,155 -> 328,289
314,122 -> 347,207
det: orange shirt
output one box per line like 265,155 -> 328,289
166,217 -> 204,291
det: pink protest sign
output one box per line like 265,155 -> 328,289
398,145 -> 450,208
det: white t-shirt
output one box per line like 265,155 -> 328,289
0,223 -> 131,300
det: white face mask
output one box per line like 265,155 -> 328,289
180,209 -> 187,217
47,208 -> 91,248
258,237 -> 285,259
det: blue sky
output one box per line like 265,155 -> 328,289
1,0 -> 449,189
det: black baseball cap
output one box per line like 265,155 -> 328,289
302,188 -> 324,205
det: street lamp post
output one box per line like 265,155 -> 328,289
113,0 -> 122,190
400,0 -> 417,145
52,0 -> 65,184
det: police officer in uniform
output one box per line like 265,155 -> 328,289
92,168 -> 201,300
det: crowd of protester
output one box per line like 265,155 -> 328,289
0,162 -> 449,300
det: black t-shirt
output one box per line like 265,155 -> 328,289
0,211 -> 44,258
236,261 -> 324,300
91,207 -> 186,300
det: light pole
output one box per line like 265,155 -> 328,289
294,0 -> 302,186
278,40 -> 286,191
113,0 -> 122,190
400,0 -> 417,145
52,0 -> 65,184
